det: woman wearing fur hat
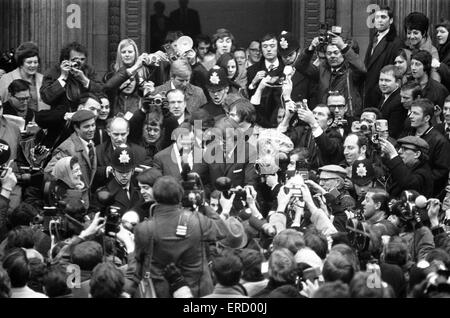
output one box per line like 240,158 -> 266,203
434,19 -> 450,91
0,42 -> 50,111
404,12 -> 440,82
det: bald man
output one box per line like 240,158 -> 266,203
94,117 -> 152,188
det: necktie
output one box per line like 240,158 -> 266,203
446,127 -> 450,140
123,187 -> 130,200
268,64 -> 275,72
87,142 -> 95,167
371,33 -> 379,55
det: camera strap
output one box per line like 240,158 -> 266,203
346,70 -> 353,117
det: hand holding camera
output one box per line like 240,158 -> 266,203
219,191 -> 235,218
0,161 -> 17,193
309,37 -> 321,51
330,35 -> 346,50
252,70 -> 267,87
79,212 -> 105,240
379,138 -> 397,159
60,60 -> 72,78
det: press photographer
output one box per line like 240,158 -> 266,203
296,27 -> 366,118
125,175 -> 227,298
128,91 -> 179,154
379,136 -> 434,197
279,99 -> 345,168
40,42 -> 104,110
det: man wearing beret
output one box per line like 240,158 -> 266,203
379,135 -> 433,197
45,109 -> 97,188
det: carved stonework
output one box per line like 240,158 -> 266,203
108,0 -> 121,68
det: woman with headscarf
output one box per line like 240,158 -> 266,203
50,156 -> 89,209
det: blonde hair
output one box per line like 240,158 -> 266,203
114,39 -> 139,71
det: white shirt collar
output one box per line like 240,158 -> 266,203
173,144 -> 193,172
79,136 -> 93,153
265,58 -> 280,70
377,28 -> 390,41
177,113 -> 185,125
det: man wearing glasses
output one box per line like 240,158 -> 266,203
379,135 -> 433,198
4,79 -> 35,126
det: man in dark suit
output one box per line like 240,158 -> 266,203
434,96 -> 450,141
95,117 -> 150,188
364,5 -> 403,108
105,145 -> 142,215
377,65 -> 407,139
193,118 -> 257,196
169,0 -> 201,38
153,121 -> 195,180
247,33 -> 285,128
277,31 -> 317,106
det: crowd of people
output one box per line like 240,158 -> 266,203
0,5 -> 450,298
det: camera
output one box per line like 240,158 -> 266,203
181,163 -> 205,210
142,93 -> 168,112
390,190 -> 427,227
103,206 -> 121,234
162,43 -> 179,62
346,217 -> 372,253
331,117 -> 348,129
317,23 -> 343,52
70,61 -> 81,69
215,176 -> 247,202
351,120 -> 373,134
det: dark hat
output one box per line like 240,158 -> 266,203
111,144 -> 135,173
220,217 -> 248,249
278,31 -> 299,57
405,12 -> 429,35
0,139 -> 11,165
351,158 -> 376,186
71,109 -> 96,124
319,165 -> 347,180
397,136 -> 429,154
435,19 -> 450,32
205,65 -> 229,91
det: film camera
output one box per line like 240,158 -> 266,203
390,190 -> 428,228
142,92 -> 168,112
0,139 -> 43,186
352,119 -> 388,147
181,163 -> 205,210
94,187 -> 122,235
215,176 -> 247,202
69,60 -> 81,69
162,43 -> 180,62
318,23 -> 343,52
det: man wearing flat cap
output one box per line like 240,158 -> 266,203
45,109 -> 97,188
307,164 -> 356,232
379,135 -> 433,197
278,31 -> 317,105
